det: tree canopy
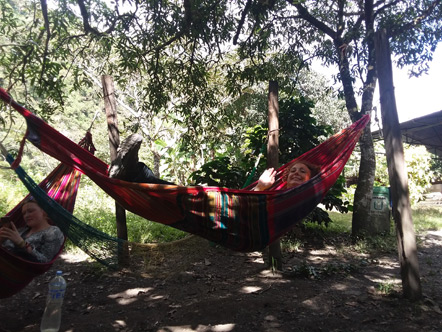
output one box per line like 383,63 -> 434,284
1,0 -> 441,233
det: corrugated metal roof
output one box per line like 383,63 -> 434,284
372,110 -> 442,158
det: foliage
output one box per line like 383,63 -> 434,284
429,155 -> 442,182
190,94 -> 348,225
342,142 -> 436,207
2,0 -> 441,239
189,156 -> 246,188
230,0 -> 442,230
278,96 -> 333,164
190,94 -> 328,187
296,70 -> 350,133
374,143 -> 435,204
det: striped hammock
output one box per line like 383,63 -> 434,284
0,160 -> 80,298
0,87 -> 369,254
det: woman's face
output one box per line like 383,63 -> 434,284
286,162 -> 312,188
22,202 -> 47,228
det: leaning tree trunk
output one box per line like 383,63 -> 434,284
102,75 -> 130,267
375,29 -> 422,300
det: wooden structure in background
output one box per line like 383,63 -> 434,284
102,75 -> 129,266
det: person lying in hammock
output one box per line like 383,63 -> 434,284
109,133 -> 320,189
0,198 -> 64,263
122,159 -> 320,191
253,160 -> 320,191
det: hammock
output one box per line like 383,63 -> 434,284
0,160 -> 79,298
0,132 -> 97,298
0,87 -> 370,254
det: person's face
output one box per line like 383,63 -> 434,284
22,202 -> 47,228
286,163 -> 312,188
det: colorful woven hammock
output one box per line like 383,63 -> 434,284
0,159 -> 80,298
0,87 -> 369,253
0,132 -> 97,298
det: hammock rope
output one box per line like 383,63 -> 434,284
0,87 -> 370,257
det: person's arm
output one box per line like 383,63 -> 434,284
23,226 -> 64,263
253,168 -> 276,191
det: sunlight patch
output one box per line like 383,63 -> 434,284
60,251 -> 90,263
158,324 -> 235,331
108,287 -> 153,305
240,286 -> 262,294
113,320 -> 127,328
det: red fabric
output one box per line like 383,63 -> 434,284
0,87 -> 370,252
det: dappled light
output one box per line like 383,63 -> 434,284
2,218 -> 441,331
239,286 -> 262,294
159,324 -> 236,332
108,287 -> 154,305
60,251 -> 89,263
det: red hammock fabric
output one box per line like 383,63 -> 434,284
0,87 -> 369,252
0,130 -> 94,298
0,162 -> 81,298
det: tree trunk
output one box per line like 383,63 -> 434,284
102,75 -> 129,267
266,80 -> 282,271
351,0 -> 378,237
351,127 -> 376,237
334,39 -> 376,238
375,30 -> 422,300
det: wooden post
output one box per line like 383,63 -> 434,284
374,30 -> 422,300
267,80 -> 282,270
102,75 -> 129,266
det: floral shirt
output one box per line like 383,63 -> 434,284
2,226 -> 64,263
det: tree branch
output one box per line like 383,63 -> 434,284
233,0 -> 253,45
76,0 -> 101,35
39,0 -> 51,84
286,0 -> 337,39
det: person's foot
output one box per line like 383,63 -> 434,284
109,134 -> 143,179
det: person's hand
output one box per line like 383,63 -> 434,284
254,168 -> 276,191
0,216 -> 11,228
0,222 -> 23,246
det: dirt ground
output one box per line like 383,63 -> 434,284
1,226 -> 441,332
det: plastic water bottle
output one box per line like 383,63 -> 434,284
40,270 -> 67,332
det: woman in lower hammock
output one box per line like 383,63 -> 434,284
253,160 -> 320,191
0,198 -> 64,263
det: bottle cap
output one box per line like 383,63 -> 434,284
56,270 -> 63,276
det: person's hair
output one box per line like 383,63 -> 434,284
21,196 -> 50,223
22,196 -> 38,207
282,160 -> 320,183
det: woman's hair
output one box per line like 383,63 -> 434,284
22,196 -> 38,207
282,160 -> 320,182
21,196 -> 50,222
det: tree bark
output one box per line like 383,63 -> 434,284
351,0 -> 377,237
294,2 -> 377,238
267,80 -> 282,271
333,39 -> 376,237
374,30 -> 422,300
102,75 -> 129,266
